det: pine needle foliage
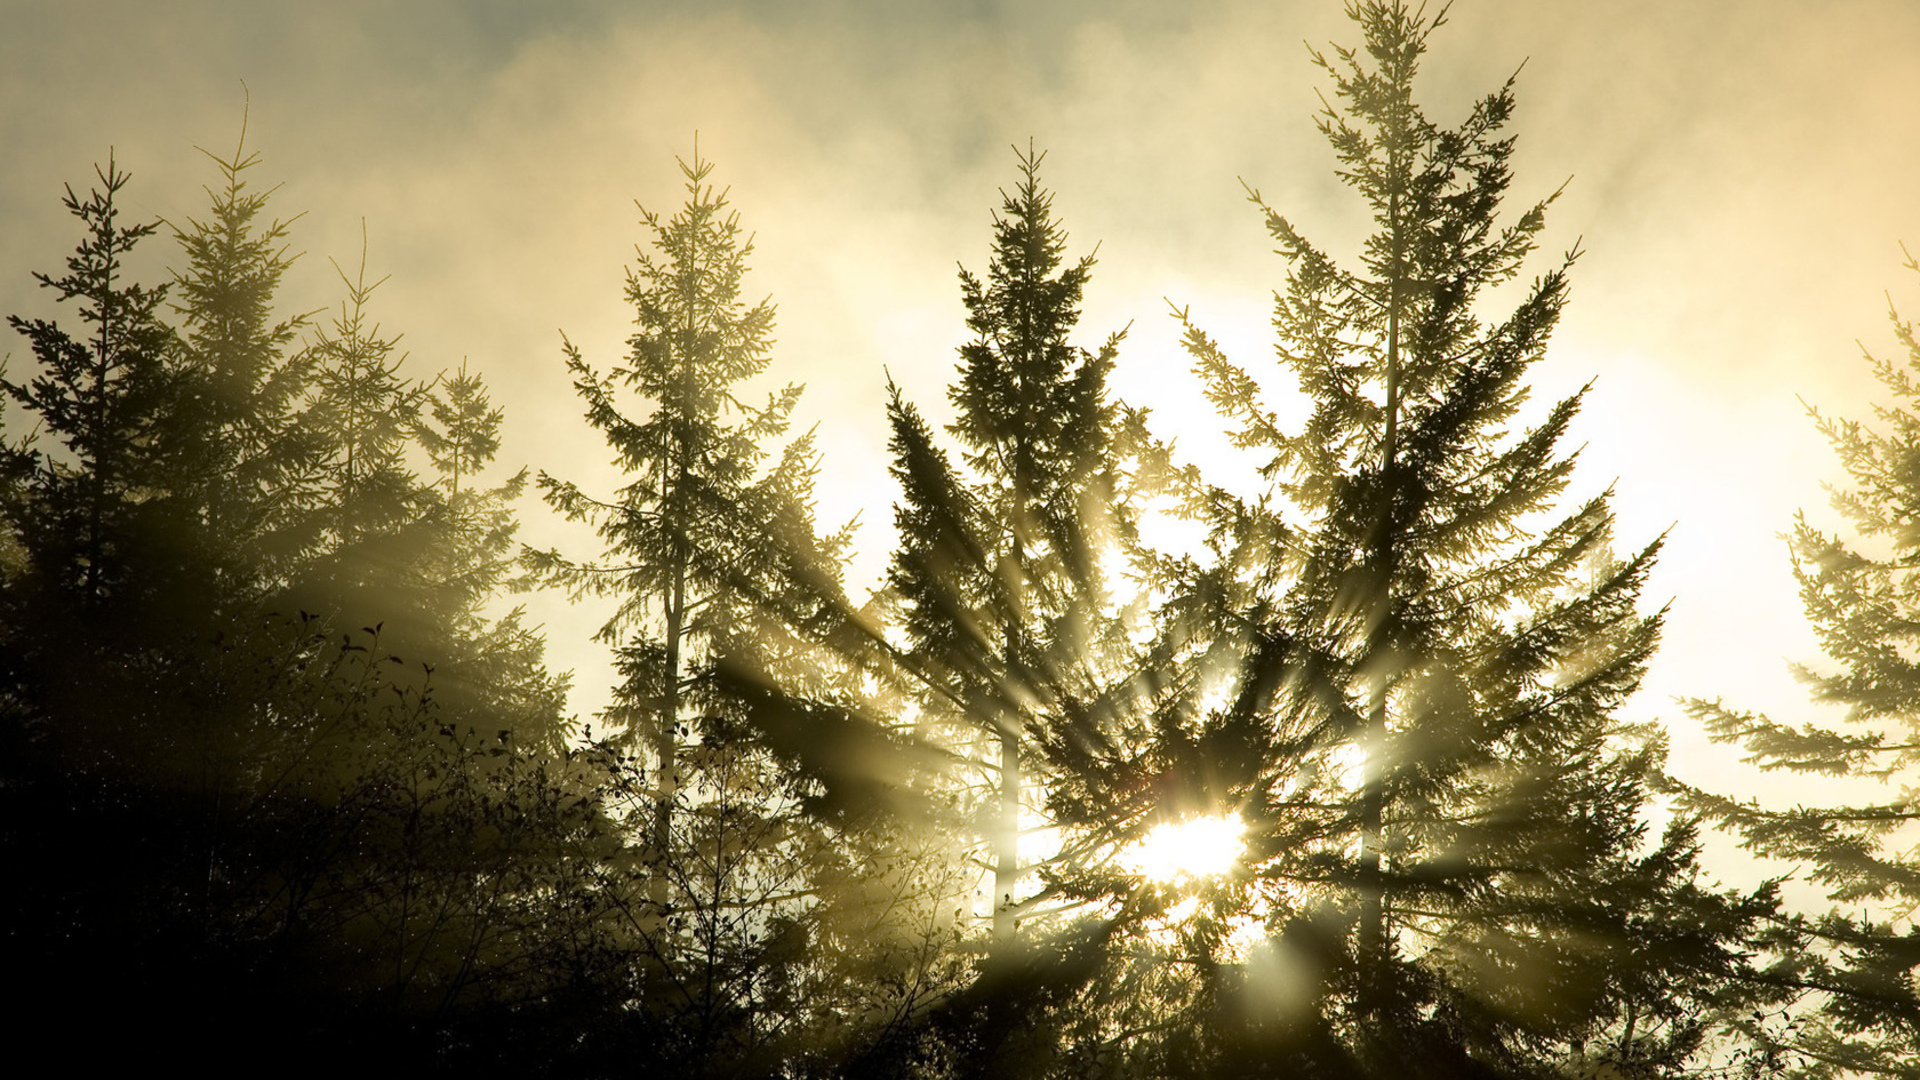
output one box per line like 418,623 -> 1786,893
2,155 -> 174,611
416,359 -> 525,623
303,231 -> 428,552
525,148 -> 798,731
1131,3 -> 1769,1074
164,114 -> 319,593
885,144 -> 1135,954
524,147 -> 851,1071
0,138 -> 602,1072
1683,248 -> 1920,1078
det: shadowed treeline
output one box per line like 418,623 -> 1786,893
4,3 -> 1919,1076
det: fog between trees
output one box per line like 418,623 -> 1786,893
4,3 -> 1918,1076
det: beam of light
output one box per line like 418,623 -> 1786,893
1122,812 -> 1246,883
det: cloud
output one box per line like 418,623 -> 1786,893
5,0 -> 1918,752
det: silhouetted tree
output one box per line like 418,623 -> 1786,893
0,151 -> 276,1064
164,114 -> 318,598
529,144 -> 785,795
886,144 -> 1133,956
0,154 -> 208,786
526,147 -> 850,1074
1684,248 -> 1920,1078
2,154 -> 174,615
0,142 -> 593,1071
296,230 -> 429,558
243,214 -> 587,1055
412,360 -> 571,751
733,146 -> 1185,1080
1136,3 -> 1771,1075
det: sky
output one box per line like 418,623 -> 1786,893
5,0 -> 1919,832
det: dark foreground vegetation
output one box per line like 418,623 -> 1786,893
4,3 -> 1918,1076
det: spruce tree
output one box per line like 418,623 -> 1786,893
882,145 -> 1132,954
280,230 -> 455,666
164,115 -> 318,598
0,154 -> 208,784
525,147 -> 840,1070
419,359 -> 501,503
1134,3 -> 1767,1074
302,233 -> 428,555
2,154 -> 175,615
415,360 -> 570,750
1684,249 -> 1920,1078
0,152 -> 304,1062
752,147 -> 1162,1080
528,146 -> 787,760
0,140 -> 600,1070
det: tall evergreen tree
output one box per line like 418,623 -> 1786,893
164,114 -> 318,598
525,147 -> 843,1071
2,154 -> 174,615
733,147 -> 1167,1080
883,144 -> 1133,954
0,154 -> 207,784
2,140 -> 599,1072
281,229 -> 455,666
157,146 -> 586,1068
1128,4 -> 1769,1074
0,151 -> 318,1064
416,360 -> 570,751
528,145 -> 788,767
302,232 -> 428,555
1684,248 -> 1920,1078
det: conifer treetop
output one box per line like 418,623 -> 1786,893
169,101 -> 310,403
621,146 -> 779,430
1137,5 -> 1763,1073
529,145 -> 807,683
5,154 -> 172,479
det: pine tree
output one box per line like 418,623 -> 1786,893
164,113 -> 318,597
0,141 -> 603,1070
528,146 -> 788,758
274,226 -> 459,669
302,231 -> 429,556
2,154 -> 175,614
420,359 -> 502,503
416,360 -> 569,751
882,145 -> 1133,956
1135,3 -> 1768,1074
1683,248 -> 1920,1078
0,153 -> 208,782
741,147 -> 1168,1080
414,359 -> 511,628
525,147 -> 841,1070
0,151 -> 315,1062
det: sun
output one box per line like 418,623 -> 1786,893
1122,813 -> 1247,882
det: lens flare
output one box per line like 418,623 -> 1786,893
1123,813 -> 1246,882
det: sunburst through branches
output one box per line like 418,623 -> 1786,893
1121,812 -> 1247,884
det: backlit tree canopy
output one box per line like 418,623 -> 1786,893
1,2 -> 1914,1076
